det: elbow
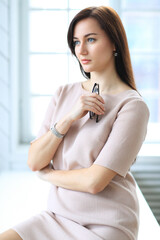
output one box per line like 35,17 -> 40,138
27,159 -> 38,172
88,183 -> 105,195
27,152 -> 48,172
88,188 -> 98,195
27,148 -> 39,172
88,187 -> 103,195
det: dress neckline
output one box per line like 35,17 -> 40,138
79,81 -> 137,98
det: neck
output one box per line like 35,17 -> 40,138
90,64 -> 122,94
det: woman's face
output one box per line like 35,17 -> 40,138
73,17 -> 115,73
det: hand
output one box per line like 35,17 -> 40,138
36,163 -> 53,181
67,93 -> 105,122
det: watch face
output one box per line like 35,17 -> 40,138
89,83 -> 100,123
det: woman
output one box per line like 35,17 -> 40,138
0,6 -> 149,240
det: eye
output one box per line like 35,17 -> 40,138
88,38 -> 96,43
73,40 -> 80,47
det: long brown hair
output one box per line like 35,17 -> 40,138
67,6 -> 137,91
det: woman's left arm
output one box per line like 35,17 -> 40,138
37,164 -> 116,194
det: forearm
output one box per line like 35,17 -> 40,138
28,115 -> 74,171
39,167 -> 94,193
38,164 -> 114,194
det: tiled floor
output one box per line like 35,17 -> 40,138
0,171 -> 160,239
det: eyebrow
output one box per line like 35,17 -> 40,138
73,33 -> 98,39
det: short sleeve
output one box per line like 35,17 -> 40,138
93,100 -> 150,177
30,86 -> 62,144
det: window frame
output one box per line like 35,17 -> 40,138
19,0 -> 31,143
10,0 -> 29,169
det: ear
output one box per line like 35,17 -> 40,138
112,43 -> 116,51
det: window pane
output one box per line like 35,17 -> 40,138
69,10 -> 80,24
30,54 -> 68,95
69,0 -> 110,9
30,0 -> 68,9
69,54 -> 84,83
122,13 -> 160,51
29,11 -> 68,52
146,123 -> 160,142
131,55 -> 160,129
143,96 -> 160,123
122,0 -> 160,9
30,96 -> 51,137
131,54 -> 160,90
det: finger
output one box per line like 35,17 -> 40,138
91,92 -> 105,104
82,99 -> 105,115
88,105 -> 104,115
87,103 -> 105,115
82,92 -> 105,104
84,96 -> 105,112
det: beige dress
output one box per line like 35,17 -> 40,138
12,82 -> 149,240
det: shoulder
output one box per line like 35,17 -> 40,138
49,82 -> 81,106
54,82 -> 80,95
122,90 -> 149,112
117,91 -> 150,123
50,82 -> 80,99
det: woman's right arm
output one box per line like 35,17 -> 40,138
27,115 -> 74,171
27,93 -> 105,171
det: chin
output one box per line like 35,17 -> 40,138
82,66 -> 94,73
84,70 -> 90,73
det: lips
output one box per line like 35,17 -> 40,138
81,59 -> 91,64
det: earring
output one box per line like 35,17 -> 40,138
113,51 -> 118,57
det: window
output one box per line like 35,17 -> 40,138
20,0 -> 160,153
120,0 -> 160,154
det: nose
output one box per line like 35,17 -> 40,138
78,42 -> 88,55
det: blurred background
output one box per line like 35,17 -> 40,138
0,0 -> 160,231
